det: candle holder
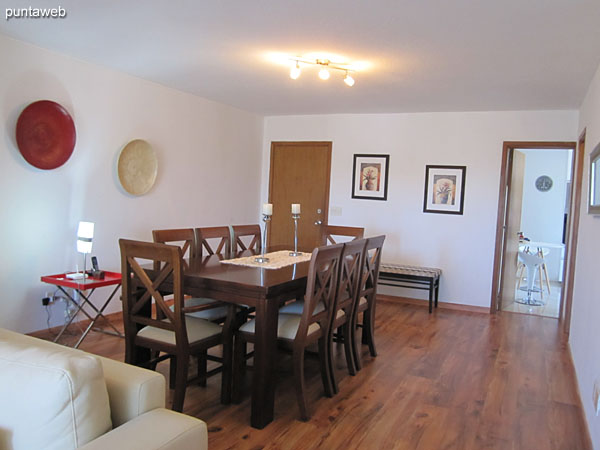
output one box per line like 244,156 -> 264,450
255,214 -> 272,263
289,213 -> 302,257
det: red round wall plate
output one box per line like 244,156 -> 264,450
16,100 -> 76,170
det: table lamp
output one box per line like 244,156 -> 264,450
76,221 -> 94,278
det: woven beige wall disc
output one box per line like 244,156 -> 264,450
118,139 -> 158,195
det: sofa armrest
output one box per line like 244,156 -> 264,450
97,355 -> 166,427
78,408 -> 207,450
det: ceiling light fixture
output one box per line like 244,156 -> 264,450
288,57 -> 356,86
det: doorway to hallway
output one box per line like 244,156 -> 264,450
501,148 -> 573,318
490,141 -> 582,325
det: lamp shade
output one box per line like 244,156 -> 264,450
77,221 -> 94,254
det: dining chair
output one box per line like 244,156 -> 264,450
195,226 -> 231,258
280,239 -> 366,390
153,228 -> 229,323
152,227 -> 230,390
322,225 -> 365,245
232,224 -> 261,253
119,238 -> 234,412
351,235 -> 385,371
195,225 -> 255,382
233,243 -> 344,421
328,238 -> 367,393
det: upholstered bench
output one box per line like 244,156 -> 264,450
378,264 -> 442,313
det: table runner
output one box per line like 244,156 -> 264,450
221,250 -> 312,269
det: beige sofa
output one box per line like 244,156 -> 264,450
0,328 -> 207,450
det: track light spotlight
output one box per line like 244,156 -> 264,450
344,71 -> 355,87
290,61 -> 301,80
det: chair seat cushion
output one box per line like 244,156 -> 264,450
280,301 -> 345,323
279,300 -> 325,315
172,297 -> 229,321
356,296 -> 368,312
138,316 -> 222,346
240,314 -> 320,340
0,328 -> 112,450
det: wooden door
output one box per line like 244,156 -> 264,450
268,142 -> 331,249
499,150 -> 525,309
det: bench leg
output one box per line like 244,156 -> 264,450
435,279 -> 439,308
428,281 -> 433,313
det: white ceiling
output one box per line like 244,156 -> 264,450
2,0 -> 600,115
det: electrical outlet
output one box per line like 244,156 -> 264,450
593,379 -> 600,416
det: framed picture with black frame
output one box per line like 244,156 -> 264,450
351,154 -> 390,201
423,165 -> 466,215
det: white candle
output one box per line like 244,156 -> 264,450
262,203 -> 273,215
291,203 -> 301,214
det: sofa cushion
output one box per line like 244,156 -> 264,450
0,329 -> 112,450
78,408 -> 208,450
97,355 -> 166,427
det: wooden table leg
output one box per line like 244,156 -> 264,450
250,298 -> 278,428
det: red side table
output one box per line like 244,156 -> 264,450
41,271 -> 123,348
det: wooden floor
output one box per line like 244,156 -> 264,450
33,300 -> 592,449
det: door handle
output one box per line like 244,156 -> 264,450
314,220 -> 323,226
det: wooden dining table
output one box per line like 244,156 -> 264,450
181,249 -> 311,428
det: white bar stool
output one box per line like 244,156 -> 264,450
516,251 -> 545,306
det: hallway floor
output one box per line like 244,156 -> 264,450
502,280 -> 562,318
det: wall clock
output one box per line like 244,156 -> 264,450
535,175 -> 553,192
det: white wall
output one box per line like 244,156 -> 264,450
571,61 -> 600,449
0,36 -> 264,333
519,149 -> 571,280
519,149 -> 570,244
263,111 -> 578,307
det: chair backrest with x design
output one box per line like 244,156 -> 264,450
358,235 -> 386,307
195,226 -> 231,258
232,224 -> 261,253
296,243 -> 344,342
119,239 -> 188,358
335,239 -> 367,316
322,225 -> 365,245
152,228 -> 196,271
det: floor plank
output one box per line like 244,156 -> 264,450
31,299 -> 592,449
